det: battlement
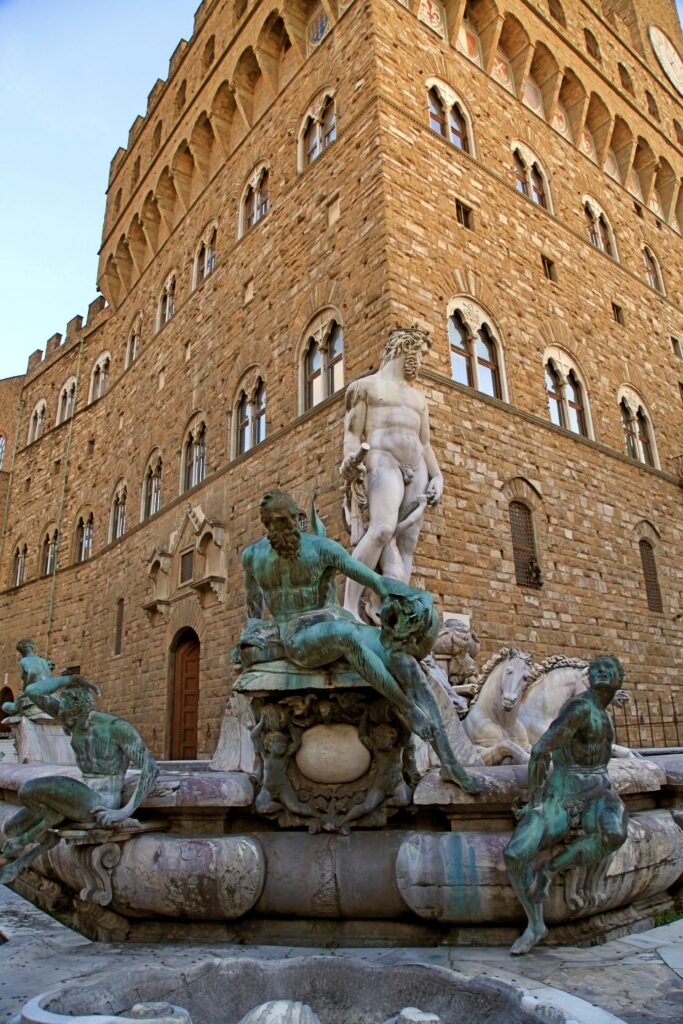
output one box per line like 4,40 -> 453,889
24,300 -> 108,377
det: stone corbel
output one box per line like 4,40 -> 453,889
71,841 -> 122,906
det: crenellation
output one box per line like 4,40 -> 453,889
86,295 -> 108,326
147,78 -> 167,116
44,333 -> 63,359
169,39 -> 190,78
127,115 -> 146,149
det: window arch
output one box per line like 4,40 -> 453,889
548,0 -> 566,28
646,91 -> 660,122
584,29 -> 601,62
89,353 -> 111,403
299,312 -> 344,412
142,452 -> 163,520
618,63 -> 634,95
0,434 -> 6,470
157,274 -> 176,330
618,387 -> 658,468
12,543 -> 27,587
426,80 -> 473,154
239,165 -> 269,237
126,314 -> 142,368
635,524 -> 663,613
642,246 -> 664,294
542,349 -> 592,438
28,400 -> 47,444
446,300 -> 506,401
56,377 -> 77,425
110,482 -> 127,542
299,92 -> 337,171
583,198 -> 617,259
182,420 -> 207,492
75,512 -> 94,562
512,144 -> 551,210
194,225 -> 217,287
40,528 -> 59,577
234,378 -> 267,455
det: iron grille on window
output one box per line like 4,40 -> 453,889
639,540 -> 663,613
180,549 -> 194,585
509,501 -> 541,588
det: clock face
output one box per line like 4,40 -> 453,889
649,25 -> 683,97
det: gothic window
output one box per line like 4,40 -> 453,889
584,200 -> 616,259
620,399 -> 638,460
12,544 -> 27,587
236,380 -> 267,454
639,539 -> 663,612
0,434 -> 5,469
41,529 -> 59,576
158,275 -> 176,329
636,409 -> 654,467
646,91 -> 660,121
143,456 -> 162,519
301,318 -> 344,411
545,362 -> 565,427
427,85 -> 471,152
195,228 -> 217,286
90,354 -> 111,402
126,317 -> 142,368
76,514 -> 94,562
241,167 -> 269,235
114,598 -> 125,655
618,63 -> 634,95
584,29 -> 601,62
514,151 -> 529,196
300,95 -> 337,170
56,378 -> 77,425
548,0 -> 566,28
184,423 -> 207,491
509,502 -> 541,588
447,306 -> 504,399
513,148 -> 549,208
643,247 -> 664,294
110,486 -> 127,542
565,370 -> 586,436
619,393 -> 657,467
28,401 -> 46,444
153,120 -> 162,152
543,353 -> 591,437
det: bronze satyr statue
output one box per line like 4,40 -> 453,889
504,655 -> 629,955
237,490 -> 479,793
0,672 -> 158,884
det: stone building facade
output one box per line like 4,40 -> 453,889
0,0 -> 681,757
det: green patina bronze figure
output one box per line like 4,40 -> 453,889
504,655 -> 629,955
0,673 -> 158,884
2,638 -> 55,719
237,490 -> 479,793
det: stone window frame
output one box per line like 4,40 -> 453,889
425,78 -> 475,157
74,510 -> 95,563
541,346 -> 594,440
181,416 -> 208,494
501,477 -> 545,590
238,164 -> 270,239
157,272 -> 177,332
11,540 -> 28,588
126,312 -> 143,369
617,385 -> 659,470
298,90 -> 337,173
634,520 -> 664,614
39,524 -> 59,577
232,372 -> 267,458
642,245 -> 665,296
445,297 -> 508,402
193,222 -> 218,289
0,433 -> 6,470
56,377 -> 78,426
109,480 -> 128,543
297,308 -> 345,415
141,449 -> 163,521
89,352 -> 112,404
511,142 -> 552,212
582,196 -> 618,261
27,398 -> 47,445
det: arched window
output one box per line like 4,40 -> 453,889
301,316 -> 344,412
513,146 -> 550,209
40,529 -> 59,576
643,247 -> 664,294
235,379 -> 267,454
241,167 -> 269,235
90,354 -> 111,402
509,502 -> 542,588
620,399 -> 638,460
143,455 -> 162,520
153,120 -> 162,152
646,91 -> 660,122
57,378 -> 77,425
584,200 -> 616,259
639,539 -> 663,612
0,434 -> 5,470
126,317 -> 142,368
618,63 -> 634,95
426,84 -> 471,153
110,485 -> 127,542
447,304 -> 505,400
195,227 -> 217,286
584,29 -> 601,62
114,598 -> 125,655
28,401 -> 46,444
12,544 -> 27,587
158,275 -> 176,329
619,391 -> 657,467
548,0 -> 566,28
514,150 -> 529,196
543,351 -> 591,438
545,362 -> 565,427
299,94 -> 337,170
76,513 -> 94,562
565,370 -> 586,435
184,422 -> 207,491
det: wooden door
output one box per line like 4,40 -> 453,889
171,634 -> 199,759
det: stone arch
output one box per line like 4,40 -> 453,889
165,601 -> 209,649
634,519 -> 661,544
501,476 -> 543,507
291,281 -> 346,339
210,81 -> 239,154
497,12 -> 532,98
500,476 -> 546,580
189,112 -> 218,185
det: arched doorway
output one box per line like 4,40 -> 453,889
169,629 -> 200,759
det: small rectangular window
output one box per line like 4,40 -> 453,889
612,302 -> 624,325
180,549 -> 194,584
114,599 -> 124,656
541,255 -> 556,281
63,665 -> 81,676
455,200 -> 473,230
672,337 -> 682,359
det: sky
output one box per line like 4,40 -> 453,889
0,0 -> 682,382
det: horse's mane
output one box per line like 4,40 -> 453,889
525,655 -> 588,687
480,646 -> 533,679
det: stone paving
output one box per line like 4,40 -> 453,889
1,885 -> 682,1024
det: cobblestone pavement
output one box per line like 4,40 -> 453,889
1,885 -> 682,1024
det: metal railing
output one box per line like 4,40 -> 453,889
612,692 -> 683,749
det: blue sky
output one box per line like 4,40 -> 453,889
0,1 -> 681,381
